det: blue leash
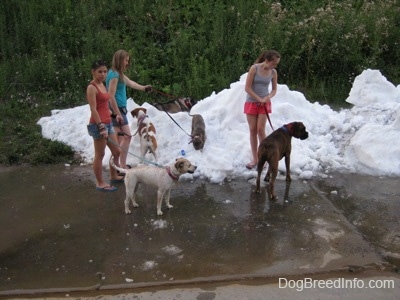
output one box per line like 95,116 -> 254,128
107,137 -> 164,168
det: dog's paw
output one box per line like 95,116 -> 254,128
125,209 -> 132,214
157,210 -> 164,216
167,204 -> 173,209
132,203 -> 139,208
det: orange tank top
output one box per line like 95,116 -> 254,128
89,82 -> 111,124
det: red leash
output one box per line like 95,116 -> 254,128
152,88 -> 178,100
263,103 -> 274,131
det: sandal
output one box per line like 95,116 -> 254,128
246,162 -> 257,170
110,177 -> 124,184
96,185 -> 118,192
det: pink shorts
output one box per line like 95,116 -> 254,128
244,102 -> 271,115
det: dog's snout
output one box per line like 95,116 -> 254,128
187,164 -> 197,174
301,131 -> 309,140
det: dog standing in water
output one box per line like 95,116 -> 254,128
255,122 -> 309,200
110,156 -> 197,216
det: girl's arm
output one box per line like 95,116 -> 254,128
268,69 -> 278,99
124,75 -> 151,92
107,78 -> 124,123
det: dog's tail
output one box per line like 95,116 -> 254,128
109,156 -> 128,174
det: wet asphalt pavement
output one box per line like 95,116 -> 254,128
0,164 -> 399,298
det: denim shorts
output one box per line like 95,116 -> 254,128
87,123 -> 114,140
112,107 -> 129,127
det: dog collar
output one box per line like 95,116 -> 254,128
282,124 -> 293,135
137,114 -> 148,125
166,166 -> 179,181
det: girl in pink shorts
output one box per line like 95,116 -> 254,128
244,50 -> 280,169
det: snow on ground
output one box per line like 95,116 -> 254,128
37,69 -> 400,183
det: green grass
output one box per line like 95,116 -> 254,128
0,0 -> 398,165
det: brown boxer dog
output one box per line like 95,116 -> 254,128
255,122 -> 309,200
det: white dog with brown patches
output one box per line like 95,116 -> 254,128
110,156 -> 197,216
131,107 -> 158,162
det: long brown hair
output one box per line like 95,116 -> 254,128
111,49 -> 129,81
255,50 -> 280,63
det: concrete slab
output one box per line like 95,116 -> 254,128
0,165 -> 398,299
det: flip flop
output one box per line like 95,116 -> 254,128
246,162 -> 257,170
110,178 -> 124,184
96,185 -> 118,192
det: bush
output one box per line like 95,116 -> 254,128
0,0 -> 399,164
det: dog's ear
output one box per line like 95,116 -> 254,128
175,159 -> 184,171
131,108 -> 140,118
131,107 -> 147,118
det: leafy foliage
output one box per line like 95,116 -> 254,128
0,0 -> 399,164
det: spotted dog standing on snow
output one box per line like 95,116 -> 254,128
131,107 -> 158,162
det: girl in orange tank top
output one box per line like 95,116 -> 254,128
86,60 -> 124,192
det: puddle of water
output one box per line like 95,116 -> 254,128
0,165 -> 391,292
312,173 -> 400,253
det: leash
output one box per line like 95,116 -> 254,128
106,137 -> 164,168
128,113 -> 147,137
148,88 -> 193,137
161,106 -> 193,137
262,103 -> 274,131
151,88 -> 179,100
116,114 -> 147,138
117,125 -> 134,137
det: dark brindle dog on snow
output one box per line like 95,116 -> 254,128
256,122 -> 309,200
189,114 -> 206,150
153,97 -> 197,114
